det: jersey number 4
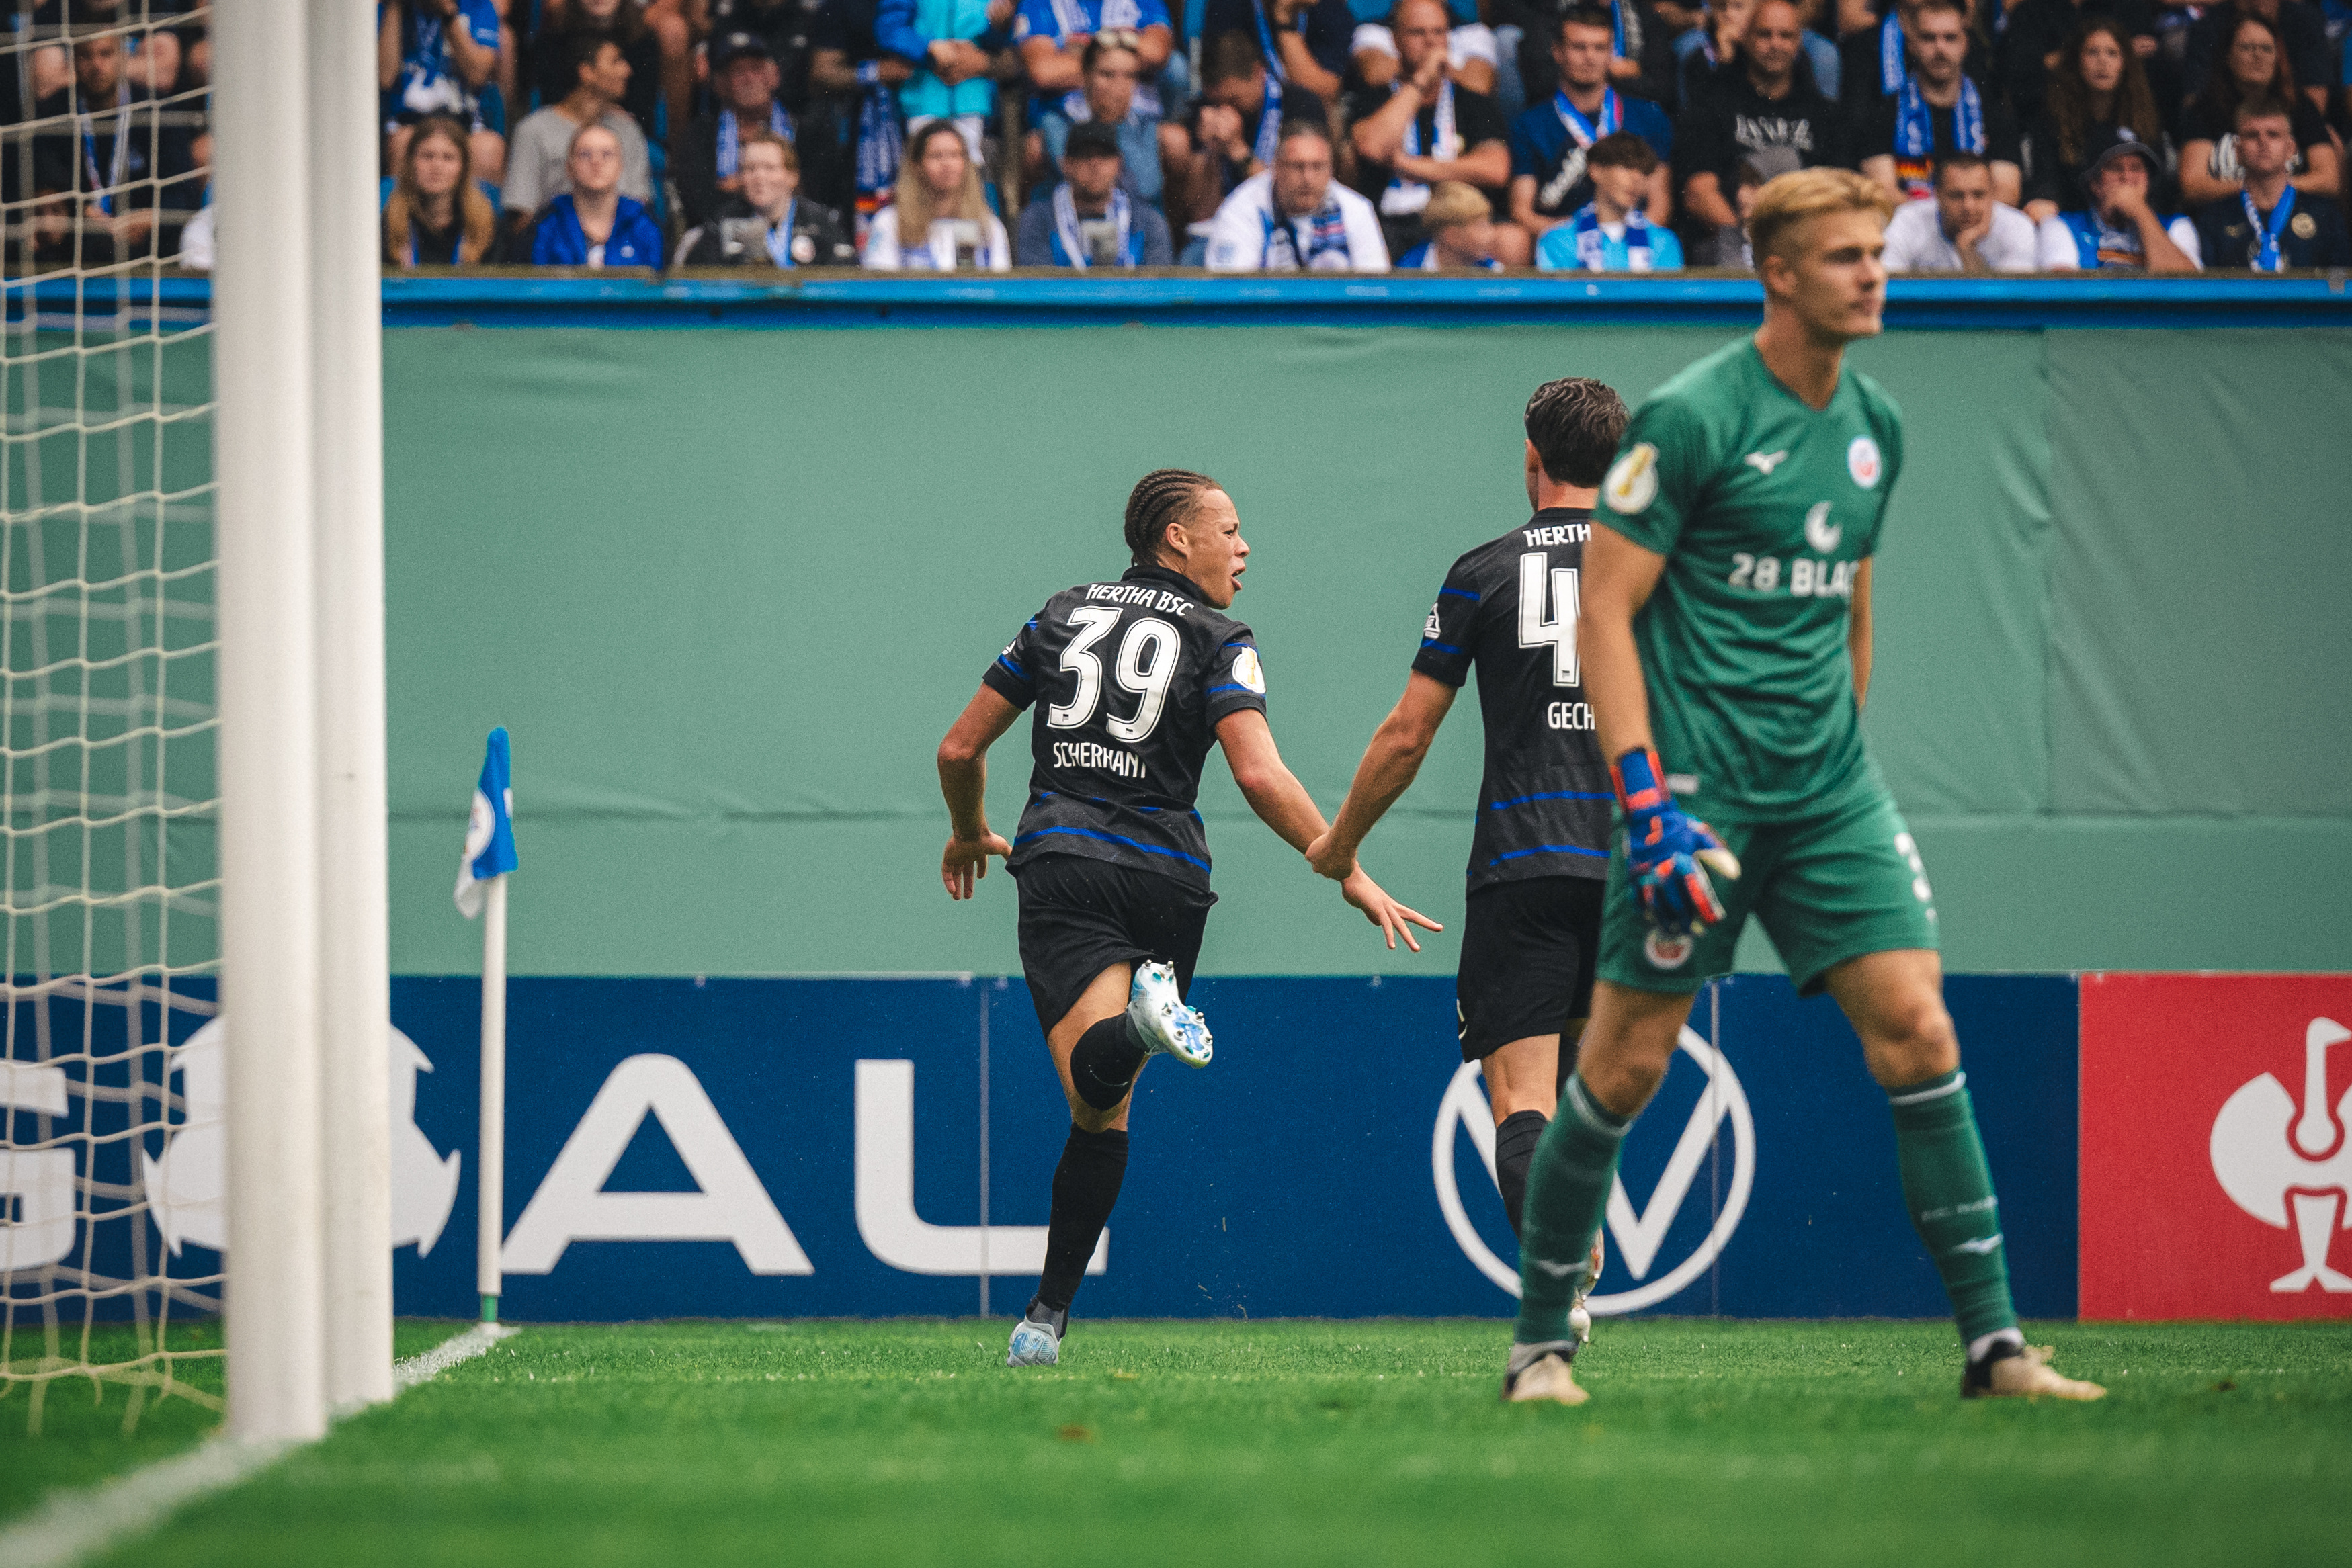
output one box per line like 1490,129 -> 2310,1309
1519,554 -> 1580,687
1047,607 -> 1180,742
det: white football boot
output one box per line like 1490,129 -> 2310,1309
1006,1303 -> 1067,1368
1127,959 -> 1212,1068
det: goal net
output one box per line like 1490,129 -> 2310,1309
0,1 -> 220,1434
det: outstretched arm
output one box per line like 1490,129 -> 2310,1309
1217,709 -> 1442,951
937,685 -> 1022,898
1577,524 -> 1669,762
1304,672 -> 1455,877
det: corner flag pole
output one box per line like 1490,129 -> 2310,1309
478,872 -> 508,1324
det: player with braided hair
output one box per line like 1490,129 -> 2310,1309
937,468 -> 1439,1368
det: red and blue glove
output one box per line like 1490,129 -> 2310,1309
1613,747 -> 1741,937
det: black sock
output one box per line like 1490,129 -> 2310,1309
1036,1124 -> 1130,1313
1495,1110 -> 1550,1239
1070,1015 -> 1150,1111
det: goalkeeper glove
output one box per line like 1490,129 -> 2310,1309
1613,747 -> 1741,937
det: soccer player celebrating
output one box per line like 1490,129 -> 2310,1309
937,469 -> 1439,1368
1307,379 -> 1624,1284
1500,169 -> 2105,1407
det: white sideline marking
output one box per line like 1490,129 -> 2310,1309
0,1324 -> 523,1568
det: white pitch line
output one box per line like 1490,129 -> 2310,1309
0,1323 -> 523,1568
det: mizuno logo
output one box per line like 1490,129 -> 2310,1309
1744,450 -> 1789,475
1954,1234 -> 2005,1256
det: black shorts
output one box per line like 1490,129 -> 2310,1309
1455,875 -> 1604,1064
1013,854 -> 1214,1035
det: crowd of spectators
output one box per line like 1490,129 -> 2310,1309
6,0 -> 2350,276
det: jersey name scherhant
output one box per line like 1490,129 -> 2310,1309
1592,337 -> 1904,821
982,562 -> 1268,892
1413,507 -> 1612,891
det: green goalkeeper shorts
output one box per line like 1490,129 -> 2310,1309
1596,785 -> 1940,998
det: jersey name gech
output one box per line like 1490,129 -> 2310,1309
1413,507 -> 1613,891
982,563 -> 1268,892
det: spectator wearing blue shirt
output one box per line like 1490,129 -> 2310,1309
2031,127 -> 2200,271
530,121 -> 665,266
874,0 -> 1019,160
1394,177 -> 1505,266
1032,39 -> 1180,208
1016,120 -> 1177,263
1506,7 -> 1671,253
1534,129 -> 1682,268
379,0 -> 507,187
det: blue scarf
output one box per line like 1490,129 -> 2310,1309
1894,72 -> 1982,160
1608,0 -> 1638,61
1878,13 -> 1904,93
2242,187 -> 2296,271
1553,87 -> 1621,147
80,83 -> 130,216
717,103 -> 795,179
1570,201 -> 1654,271
854,60 -> 904,197
1262,194 -> 1352,269
1381,79 -> 1456,216
765,200 -> 800,266
1248,0 -> 1287,167
1050,183 -> 1140,267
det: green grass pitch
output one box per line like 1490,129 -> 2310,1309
7,1318 -> 2349,1567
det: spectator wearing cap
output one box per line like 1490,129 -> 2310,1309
1016,119 -> 1177,264
677,30 -> 798,228
2191,97 -> 2351,270
2033,125 -> 2199,270
1673,0 -> 1843,256
680,130 -> 860,265
874,0 -> 1018,163
1206,118 -> 1391,269
1347,0 -> 1519,262
1534,129 -> 1681,268
1394,179 -> 1504,267
864,117 -> 1014,267
807,0 -> 917,226
379,0 -> 507,186
1880,151 -> 2036,270
1857,0 -> 2020,206
30,28 -> 197,265
706,0 -> 827,114
529,120 -> 665,267
1032,38 -> 1179,210
536,0 -> 688,151
504,32 -> 654,251
1505,7 -> 1672,256
2175,10 -> 2339,210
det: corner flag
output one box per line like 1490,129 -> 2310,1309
454,726 -> 518,918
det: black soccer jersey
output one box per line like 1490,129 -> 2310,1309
982,563 -> 1268,894
1412,508 -> 1611,892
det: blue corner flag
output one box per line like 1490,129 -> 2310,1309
454,726 -> 519,918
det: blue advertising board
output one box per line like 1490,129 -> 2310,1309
383,973 -> 2078,1321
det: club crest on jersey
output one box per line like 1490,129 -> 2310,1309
1847,435 -> 1882,489
1803,501 -> 1841,554
1605,443 -> 1659,514
1232,646 -> 1267,695
1644,930 -> 1695,969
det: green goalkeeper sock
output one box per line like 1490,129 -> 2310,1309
1515,1072 -> 1630,1346
1888,1069 -> 2020,1350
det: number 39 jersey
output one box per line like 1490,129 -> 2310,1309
1413,507 -> 1611,894
981,563 -> 1268,893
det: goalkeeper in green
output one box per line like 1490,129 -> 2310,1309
1501,168 -> 2105,1407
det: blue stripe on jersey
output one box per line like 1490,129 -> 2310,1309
1206,683 -> 1254,695
997,654 -> 1028,680
1421,640 -> 1465,655
1488,789 -> 1612,810
1486,842 -> 1611,867
1438,586 -> 1480,601
1016,824 -> 1212,871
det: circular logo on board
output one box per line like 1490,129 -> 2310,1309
1605,443 -> 1660,514
1847,435 -> 1882,489
1644,929 -> 1695,969
1232,646 -> 1267,695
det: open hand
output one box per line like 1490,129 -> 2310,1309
1341,868 -> 1442,952
941,830 -> 1011,900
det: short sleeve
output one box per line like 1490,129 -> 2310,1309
983,617 -> 1041,709
1593,395 -> 1709,556
1204,633 -> 1270,724
1409,561 -> 1481,687
462,0 -> 501,49
1013,0 -> 1053,39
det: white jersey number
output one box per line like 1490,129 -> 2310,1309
1518,553 -> 1581,687
1048,607 -> 1181,744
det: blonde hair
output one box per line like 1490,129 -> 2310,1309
1422,181 -> 1490,230
382,114 -> 497,266
896,121 -> 991,235
1747,167 -> 1895,263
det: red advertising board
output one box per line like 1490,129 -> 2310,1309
2081,973 -> 2352,1321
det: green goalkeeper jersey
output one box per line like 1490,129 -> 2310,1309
1593,337 -> 1904,821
